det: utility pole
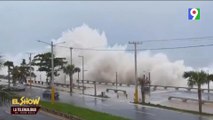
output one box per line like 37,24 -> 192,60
64,74 -> 66,84
207,70 -> 210,100
116,72 -> 118,98
27,53 -> 33,88
29,53 -> 32,88
116,72 -> 118,90
148,72 -> 151,97
129,41 -> 142,103
197,71 -> 202,114
70,47 -> 73,65
51,41 -> 55,104
94,81 -> 97,96
79,56 -> 84,94
40,74 -> 41,82
70,47 -> 73,94
77,71 -> 80,88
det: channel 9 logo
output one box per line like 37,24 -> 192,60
188,8 -> 200,20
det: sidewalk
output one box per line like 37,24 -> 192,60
159,99 -> 213,114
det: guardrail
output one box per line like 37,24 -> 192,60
76,80 -> 131,87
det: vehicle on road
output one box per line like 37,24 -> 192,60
3,84 -> 26,91
12,84 -> 26,91
42,90 -> 59,100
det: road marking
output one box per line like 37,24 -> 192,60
5,110 -> 10,114
135,110 -> 155,116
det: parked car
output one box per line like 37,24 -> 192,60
42,90 -> 59,100
12,84 -> 26,91
3,84 -> 26,91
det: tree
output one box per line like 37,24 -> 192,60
4,61 -> 14,88
0,56 -> 13,106
32,52 -> 67,85
11,66 -> 21,85
183,71 -> 208,114
63,64 -> 78,93
138,75 -> 150,104
207,74 -> 213,90
207,74 -> 213,99
0,85 -> 14,106
10,59 -> 35,85
19,59 -> 35,83
0,56 -> 3,69
75,67 -> 81,87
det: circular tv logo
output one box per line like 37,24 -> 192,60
188,8 -> 200,20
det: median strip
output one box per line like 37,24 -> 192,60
40,101 -> 129,120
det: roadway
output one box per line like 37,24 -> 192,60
16,86 -> 212,120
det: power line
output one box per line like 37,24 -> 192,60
140,43 -> 213,51
142,36 -> 213,43
56,43 -> 213,52
54,36 -> 213,51
56,45 -> 128,51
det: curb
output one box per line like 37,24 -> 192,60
40,106 -> 82,120
130,102 -> 213,116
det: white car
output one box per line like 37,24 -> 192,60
11,84 -> 26,91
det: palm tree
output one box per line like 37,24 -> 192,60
207,74 -> 213,90
75,67 -> 81,87
207,74 -> 213,100
0,58 -> 13,105
0,85 -> 14,106
19,59 -> 35,83
11,66 -> 21,85
183,70 -> 208,114
4,61 -> 14,88
63,64 -> 78,93
0,56 -> 3,68
8,59 -> 35,85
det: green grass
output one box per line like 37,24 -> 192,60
139,102 -> 213,116
40,101 -> 129,120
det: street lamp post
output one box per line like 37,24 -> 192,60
207,70 -> 210,100
70,47 -> 73,65
37,40 -> 65,104
26,52 -> 33,88
115,72 -> 118,98
79,56 -> 84,94
50,41 -> 55,103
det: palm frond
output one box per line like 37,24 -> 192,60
208,74 -> 213,81
183,71 -> 208,87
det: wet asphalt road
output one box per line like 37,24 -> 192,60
16,86 -> 212,120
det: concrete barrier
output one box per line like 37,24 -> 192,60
168,96 -> 213,104
148,85 -> 213,92
106,88 -> 128,98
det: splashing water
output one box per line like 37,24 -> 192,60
52,24 -> 192,87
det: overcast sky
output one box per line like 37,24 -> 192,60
0,1 -> 213,68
